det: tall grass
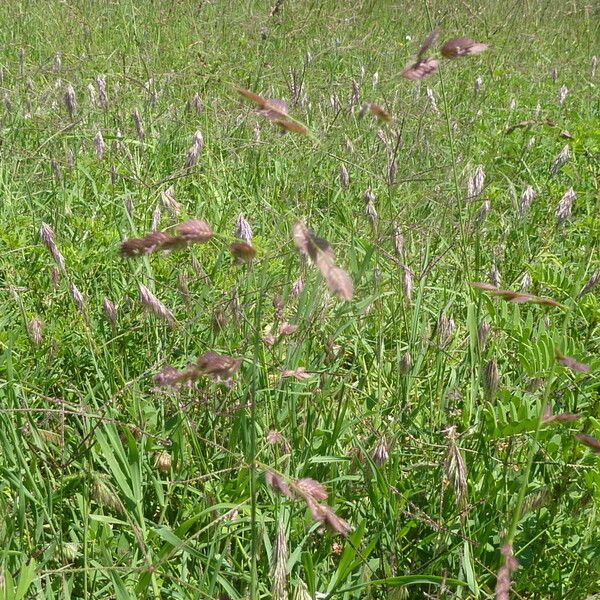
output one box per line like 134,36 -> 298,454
0,0 -> 598,598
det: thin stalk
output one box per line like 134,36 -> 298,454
250,264 -> 268,600
506,368 -> 555,546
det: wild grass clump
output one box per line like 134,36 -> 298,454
0,1 -> 598,599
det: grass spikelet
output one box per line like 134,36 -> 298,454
270,524 -> 289,600
154,450 -> 172,472
478,321 -> 491,351
91,476 -> 125,515
402,266 -> 413,305
70,283 -> 85,312
371,437 -> 389,466
519,185 -> 536,216
103,297 -> 117,327
495,544 -> 518,600
555,188 -> 576,225
437,313 -> 455,348
577,268 -> 600,298
160,186 -> 181,217
176,219 -> 213,243
575,433 -> 600,454
469,282 -> 562,308
441,37 -> 489,58
196,351 -> 241,383
95,75 -> 108,109
467,165 -> 485,199
425,86 -> 438,112
94,130 -> 105,160
64,83 -> 76,118
443,426 -> 467,509
132,109 -> 145,141
235,214 -> 253,243
281,367 -> 311,380
88,83 -> 97,108
417,27 -> 440,59
27,317 -> 43,347
292,221 -> 353,300
482,357 -> 500,400
138,283 -> 176,327
40,222 -> 66,272
558,85 -> 569,105
555,350 -> 590,373
120,231 -> 173,257
265,471 -> 293,499
369,103 -> 391,122
550,144 -> 570,175
399,351 -> 412,373
401,57 -> 439,81
339,163 -> 349,189
230,241 -> 256,264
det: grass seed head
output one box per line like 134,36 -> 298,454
575,433 -> 600,454
64,83 -> 76,118
443,426 -> 467,509
160,186 -> 181,217
176,219 -> 213,243
401,57 -> 439,81
441,37 -> 489,58
467,165 -> 485,199
103,297 -> 117,327
154,450 -> 172,472
28,317 -> 43,347
138,284 -> 175,327
371,437 -> 389,466
495,544 -> 518,600
399,351 -> 412,374
519,185 -> 536,216
550,144 -> 570,175
402,266 -> 413,305
417,27 -> 440,59
291,278 -> 304,297
520,271 -> 532,292
483,357 -> 500,400
40,222 -> 66,272
151,205 -> 162,232
270,525 -> 289,600
132,109 -> 145,141
196,351 -> 241,384
437,313 -> 455,348
555,188 -> 576,225
558,85 -> 569,105
490,263 -> 501,288
265,471 -> 293,498
478,321 -> 491,351
235,214 -> 253,243
95,75 -> 108,109
70,283 -> 85,312
87,82 -> 97,107
339,163 -> 349,189
230,241 -> 256,264
555,350 -> 590,373
53,53 -> 61,72
425,86 -> 438,112
50,159 -> 61,182
578,268 -> 600,298
592,55 -> 598,78
94,130 -> 105,160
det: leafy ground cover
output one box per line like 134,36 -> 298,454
0,0 -> 599,598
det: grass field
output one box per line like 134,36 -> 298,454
0,0 -> 599,598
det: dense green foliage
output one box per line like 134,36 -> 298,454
0,0 -> 599,598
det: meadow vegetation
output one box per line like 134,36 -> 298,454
0,0 -> 599,598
